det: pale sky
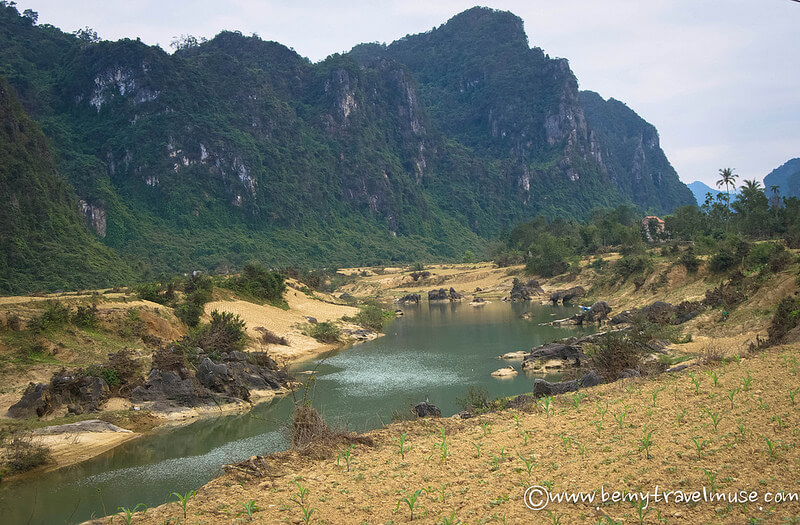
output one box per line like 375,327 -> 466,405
11,0 -> 800,187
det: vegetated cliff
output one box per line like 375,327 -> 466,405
0,5 -> 694,291
763,157 -> 800,199
0,76 -> 133,293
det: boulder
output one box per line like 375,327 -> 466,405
428,288 -> 449,302
521,342 -> 586,372
549,286 -> 586,305
499,350 -> 528,360
491,366 -> 518,377
532,371 -> 604,397
413,402 -> 441,418
449,287 -> 463,301
397,293 -> 421,304
305,316 -> 318,324
131,368 -> 206,406
8,373 -> 110,418
584,301 -> 612,323
510,278 -> 545,301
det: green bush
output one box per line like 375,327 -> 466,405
198,310 -> 248,353
30,301 -> 70,332
679,247 -> 700,273
307,322 -> 341,343
72,304 -> 99,329
225,263 -> 286,304
354,305 -> 391,332
614,254 -> 653,281
708,249 -> 737,273
175,301 -> 204,328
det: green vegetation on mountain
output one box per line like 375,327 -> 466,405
0,4 -> 695,293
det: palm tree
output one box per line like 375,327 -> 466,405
769,184 -> 781,209
716,168 -> 738,231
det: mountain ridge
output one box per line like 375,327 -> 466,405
0,4 -> 694,292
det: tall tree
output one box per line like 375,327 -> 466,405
716,168 -> 738,231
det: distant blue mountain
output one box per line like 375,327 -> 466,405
687,181 -> 726,206
763,158 -> 800,199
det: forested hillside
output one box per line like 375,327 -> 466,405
0,4 -> 694,292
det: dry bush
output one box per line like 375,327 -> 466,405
700,341 -> 725,364
588,332 -> 646,381
291,405 -> 373,459
4,432 -> 51,472
255,326 -> 289,346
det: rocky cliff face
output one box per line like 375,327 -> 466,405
0,4 -> 694,287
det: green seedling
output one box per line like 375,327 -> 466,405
741,371 -> 753,391
560,434 -> 571,452
118,504 -> 147,525
593,420 -> 603,437
481,421 -> 492,437
757,398 -> 768,410
239,500 -> 259,521
763,436 -> 778,459
517,452 -> 536,475
171,490 -> 195,520
570,392 -> 586,411
434,426 -> 448,462
726,388 -> 738,409
546,510 -> 565,524
737,420 -> 747,440
704,409 -> 722,433
651,386 -> 664,407
613,408 -> 627,430
706,370 -> 720,387
290,481 -> 316,525
472,441 -> 482,458
676,408 -> 687,425
689,372 -> 701,394
520,430 -> 530,446
691,436 -> 709,459
539,396 -> 554,418
633,498 -> 651,525
702,468 -> 717,492
512,413 -> 521,428
337,444 -> 355,471
439,510 -> 460,525
396,489 -> 426,521
789,388 -> 799,406
638,427 -> 655,459
772,415 -> 785,430
596,401 -> 609,420
397,433 -> 410,460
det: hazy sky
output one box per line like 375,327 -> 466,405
12,0 -> 800,187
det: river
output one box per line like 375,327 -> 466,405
0,300 -> 593,524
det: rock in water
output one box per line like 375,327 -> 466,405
413,402 -> 441,418
491,366 -> 518,377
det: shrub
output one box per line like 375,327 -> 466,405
197,310 -> 247,353
307,322 -> 341,343
5,432 -> 51,472
226,264 -> 286,304
30,301 -> 70,332
767,296 -> 800,344
614,254 -> 653,281
767,247 -> 794,274
744,242 -> 780,271
175,301 -> 204,327
72,304 -> 99,329
588,331 -> 645,380
354,305 -> 389,332
679,247 -> 700,273
456,386 -> 491,414
708,249 -> 737,273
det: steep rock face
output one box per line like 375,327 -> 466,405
579,91 -> 694,213
763,158 -> 800,199
0,4 -> 694,288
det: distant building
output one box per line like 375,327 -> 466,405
642,216 -> 665,241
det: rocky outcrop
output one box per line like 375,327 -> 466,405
428,288 -> 462,302
491,366 -> 518,377
8,373 -> 110,418
569,301 -> 612,325
521,342 -> 586,372
532,371 -> 603,397
549,286 -> 586,305
610,300 -> 703,326
397,293 -> 421,304
509,278 -> 544,301
413,402 -> 441,418
131,351 -> 289,408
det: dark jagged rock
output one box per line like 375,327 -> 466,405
621,368 -> 641,378
196,358 -> 251,401
428,288 -> 462,302
397,293 -> 421,304
428,288 -> 449,302
339,292 -> 354,302
8,373 -> 109,419
585,301 -> 612,322
413,402 -> 441,418
521,342 -> 586,371
610,300 -> 704,326
131,368 -> 207,406
510,278 -> 543,301
549,286 -> 586,304
532,371 -> 603,397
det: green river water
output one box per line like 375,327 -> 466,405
0,301 -> 594,524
